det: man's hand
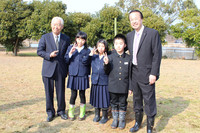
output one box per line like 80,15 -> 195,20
50,50 -> 59,58
149,74 -> 156,85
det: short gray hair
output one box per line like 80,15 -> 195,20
51,17 -> 64,25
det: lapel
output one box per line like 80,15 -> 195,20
129,31 -> 135,56
59,33 -> 64,50
49,32 -> 57,50
137,27 -> 147,53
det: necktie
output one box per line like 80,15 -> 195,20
55,35 -> 59,50
133,32 -> 140,65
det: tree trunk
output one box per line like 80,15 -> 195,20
14,38 -> 19,56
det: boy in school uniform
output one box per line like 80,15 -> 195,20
104,34 -> 131,129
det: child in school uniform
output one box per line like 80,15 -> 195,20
64,31 -> 91,120
89,39 -> 110,124
104,34 -> 131,129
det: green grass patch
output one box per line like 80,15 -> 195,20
18,53 -> 38,57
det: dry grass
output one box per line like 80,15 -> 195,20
0,49 -> 200,133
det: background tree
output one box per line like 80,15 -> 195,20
66,12 -> 92,43
27,0 -> 67,40
171,8 -> 200,55
115,0 -> 197,26
81,18 -> 102,47
0,0 -> 33,56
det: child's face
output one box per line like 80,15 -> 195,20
97,43 -> 105,55
114,39 -> 126,54
76,38 -> 86,47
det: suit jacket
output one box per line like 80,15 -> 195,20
64,45 -> 91,76
37,32 -> 70,78
126,27 -> 162,83
91,55 -> 108,85
104,50 -> 131,94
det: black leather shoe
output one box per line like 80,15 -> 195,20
47,115 -> 54,122
59,113 -> 68,120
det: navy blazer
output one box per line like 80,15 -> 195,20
91,55 -> 108,85
37,32 -> 70,78
64,45 -> 91,76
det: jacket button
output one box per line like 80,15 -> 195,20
119,73 -> 121,75
119,78 -> 121,80
119,67 -> 121,69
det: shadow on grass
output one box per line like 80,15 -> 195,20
155,97 -> 189,132
21,103 -> 94,133
125,96 -> 189,132
22,121 -> 73,133
18,53 -> 38,57
0,97 -> 45,112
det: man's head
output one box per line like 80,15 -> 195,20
51,17 -> 64,35
129,10 -> 143,32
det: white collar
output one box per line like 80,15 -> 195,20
135,25 -> 144,35
76,45 -> 84,52
53,33 -> 60,41
99,54 -> 104,59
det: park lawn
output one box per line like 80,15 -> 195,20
0,50 -> 200,133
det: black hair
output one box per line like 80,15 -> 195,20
113,34 -> 127,45
96,39 -> 108,54
75,31 -> 88,48
113,34 -> 128,51
129,9 -> 143,19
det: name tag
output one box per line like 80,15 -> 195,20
124,62 -> 129,65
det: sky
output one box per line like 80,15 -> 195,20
25,0 -> 200,14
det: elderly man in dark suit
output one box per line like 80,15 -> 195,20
127,10 -> 162,133
37,17 -> 70,122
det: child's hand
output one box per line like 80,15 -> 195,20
129,90 -> 133,95
103,52 -> 109,64
90,46 -> 96,56
69,43 -> 77,55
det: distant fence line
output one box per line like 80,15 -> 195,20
162,47 -> 198,60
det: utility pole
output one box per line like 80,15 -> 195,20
114,17 -> 117,36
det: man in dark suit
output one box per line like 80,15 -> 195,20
37,17 -> 70,122
127,10 -> 162,133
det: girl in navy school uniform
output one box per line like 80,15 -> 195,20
64,31 -> 91,120
90,39 -> 110,124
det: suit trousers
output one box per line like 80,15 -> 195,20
109,92 -> 128,111
42,65 -> 66,116
131,65 -> 157,117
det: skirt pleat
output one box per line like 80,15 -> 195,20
67,75 -> 89,90
90,84 -> 110,108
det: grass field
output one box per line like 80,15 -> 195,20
0,50 -> 200,133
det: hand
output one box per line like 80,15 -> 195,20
103,52 -> 109,64
149,74 -> 156,85
90,46 -> 97,56
69,43 -> 77,55
129,90 -> 133,95
50,50 -> 59,58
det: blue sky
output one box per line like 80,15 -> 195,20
25,0 -> 200,13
